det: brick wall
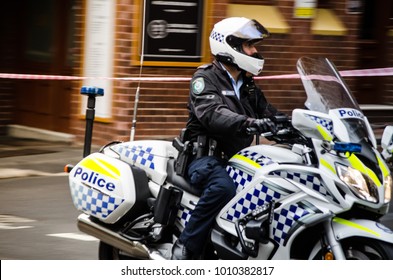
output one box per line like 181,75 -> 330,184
70,0 -> 365,146
386,35 -> 393,103
0,2 -> 19,135
0,1 -> 383,144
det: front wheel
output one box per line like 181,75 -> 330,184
340,238 -> 393,260
98,241 -> 138,260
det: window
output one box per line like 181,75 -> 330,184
132,0 -> 211,67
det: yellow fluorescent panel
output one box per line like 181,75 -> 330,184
312,9 -> 347,36
227,4 -> 290,34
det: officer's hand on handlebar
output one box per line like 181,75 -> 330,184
251,118 -> 277,135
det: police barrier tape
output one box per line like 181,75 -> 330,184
0,67 -> 393,82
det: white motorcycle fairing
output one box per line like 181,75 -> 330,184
67,56 -> 393,260
332,218 -> 393,242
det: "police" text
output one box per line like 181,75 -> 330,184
74,167 -> 116,191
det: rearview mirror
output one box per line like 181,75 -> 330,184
381,126 -> 393,161
381,126 -> 393,150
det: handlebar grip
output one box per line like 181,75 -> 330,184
246,127 -> 259,135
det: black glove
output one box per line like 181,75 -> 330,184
251,118 -> 277,134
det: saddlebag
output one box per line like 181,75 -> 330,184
154,186 -> 183,226
69,152 -> 150,224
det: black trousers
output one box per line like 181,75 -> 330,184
179,156 -> 236,255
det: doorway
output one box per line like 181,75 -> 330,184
356,0 -> 393,104
14,0 -> 76,133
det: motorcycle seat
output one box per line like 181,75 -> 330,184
166,159 -> 202,196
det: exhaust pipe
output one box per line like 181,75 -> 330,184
77,214 -> 165,260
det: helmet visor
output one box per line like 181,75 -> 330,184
226,19 -> 270,48
232,19 -> 270,41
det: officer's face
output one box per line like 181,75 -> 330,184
242,41 -> 260,77
242,41 -> 258,56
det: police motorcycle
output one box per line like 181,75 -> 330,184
67,56 -> 393,260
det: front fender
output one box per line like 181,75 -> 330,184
332,217 -> 393,244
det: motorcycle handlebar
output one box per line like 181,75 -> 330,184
246,127 -> 292,137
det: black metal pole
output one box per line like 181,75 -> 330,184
80,86 -> 104,157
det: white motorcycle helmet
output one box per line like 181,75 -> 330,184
209,17 -> 270,76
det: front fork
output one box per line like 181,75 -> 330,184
323,220 -> 346,260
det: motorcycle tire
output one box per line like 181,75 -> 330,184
98,241 -> 138,260
309,237 -> 393,260
340,237 -> 393,260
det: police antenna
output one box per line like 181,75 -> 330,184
130,0 -> 147,141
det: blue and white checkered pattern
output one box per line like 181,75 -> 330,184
210,31 -> 225,43
272,170 -> 337,202
223,183 -> 281,221
308,114 -> 333,134
226,150 -> 274,192
272,203 -> 310,244
177,205 -> 193,228
114,144 -> 155,170
70,182 -> 124,219
237,150 -> 275,167
227,166 -> 253,192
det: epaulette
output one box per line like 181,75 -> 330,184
197,63 -> 213,70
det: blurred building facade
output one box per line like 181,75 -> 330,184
0,0 -> 392,145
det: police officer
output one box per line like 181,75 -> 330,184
171,17 -> 283,260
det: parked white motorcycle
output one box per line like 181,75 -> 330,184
67,57 -> 393,260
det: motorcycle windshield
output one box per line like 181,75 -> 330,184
297,57 -> 369,143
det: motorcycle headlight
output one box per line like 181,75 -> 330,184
384,175 -> 392,203
336,164 -> 378,203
